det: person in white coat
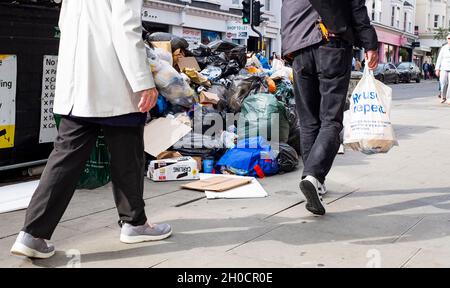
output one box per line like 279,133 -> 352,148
10,0 -> 172,259
436,34 -> 450,104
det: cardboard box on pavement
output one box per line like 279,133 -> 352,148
148,157 -> 199,182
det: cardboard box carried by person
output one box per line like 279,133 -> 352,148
148,157 -> 199,182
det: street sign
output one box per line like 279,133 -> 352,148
226,21 -> 250,40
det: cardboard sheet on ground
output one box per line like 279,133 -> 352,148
198,174 -> 268,199
182,176 -> 252,192
144,117 -> 192,157
0,180 -> 39,214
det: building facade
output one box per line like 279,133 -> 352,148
142,0 -> 282,56
365,0 -> 418,64
415,0 -> 450,65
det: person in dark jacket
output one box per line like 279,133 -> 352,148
281,0 -> 379,216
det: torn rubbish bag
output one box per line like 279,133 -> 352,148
225,75 -> 267,113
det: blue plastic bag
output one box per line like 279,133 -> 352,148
256,53 -> 271,70
217,137 -> 279,177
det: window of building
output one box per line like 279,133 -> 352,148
391,6 -> 395,26
434,15 -> 439,28
372,0 -> 376,21
384,44 -> 395,63
265,0 -> 270,11
404,12 -> 408,31
372,0 -> 382,22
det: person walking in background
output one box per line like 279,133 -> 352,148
430,63 -> 436,80
423,61 -> 430,80
436,35 -> 450,104
10,0 -> 172,259
355,58 -> 362,71
281,0 -> 378,216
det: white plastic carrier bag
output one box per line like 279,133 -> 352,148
344,67 -> 398,155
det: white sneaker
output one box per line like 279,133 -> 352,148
318,182 -> 328,196
10,231 -> 55,259
300,176 -> 326,216
338,144 -> 345,154
120,223 -> 172,244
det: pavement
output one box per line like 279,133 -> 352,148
0,80 -> 449,268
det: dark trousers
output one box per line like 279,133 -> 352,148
23,117 -> 147,240
292,40 -> 352,184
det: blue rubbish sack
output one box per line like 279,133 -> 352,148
217,137 -> 279,177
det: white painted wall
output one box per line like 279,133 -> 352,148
366,0 -> 416,34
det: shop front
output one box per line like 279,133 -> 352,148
375,26 -> 409,64
413,46 -> 432,71
141,1 -> 280,56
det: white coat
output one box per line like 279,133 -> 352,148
436,44 -> 450,72
54,0 -> 155,117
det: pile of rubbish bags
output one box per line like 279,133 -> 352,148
145,32 -> 300,178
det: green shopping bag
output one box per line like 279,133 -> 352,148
76,134 -> 111,189
54,115 -> 111,189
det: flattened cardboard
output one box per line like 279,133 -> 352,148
181,176 -> 252,192
205,179 -> 267,199
144,118 -> 192,157
199,174 -> 268,199
177,56 -> 201,72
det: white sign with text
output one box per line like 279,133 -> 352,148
0,55 -> 17,149
39,55 -> 58,144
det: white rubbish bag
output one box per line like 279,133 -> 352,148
344,67 -> 398,155
146,46 -> 194,107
